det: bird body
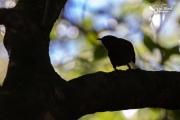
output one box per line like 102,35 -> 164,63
98,35 -> 135,70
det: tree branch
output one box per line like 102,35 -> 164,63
66,70 -> 180,119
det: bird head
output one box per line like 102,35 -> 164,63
97,35 -> 118,44
97,35 -> 118,49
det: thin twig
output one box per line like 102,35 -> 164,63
48,0 -> 64,30
42,0 -> 50,27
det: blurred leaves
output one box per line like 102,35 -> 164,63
168,45 -> 179,55
145,0 -> 157,3
93,45 -> 107,60
80,111 -> 125,120
143,34 -> 180,64
82,18 -> 93,30
162,45 -> 179,63
168,110 -> 180,120
143,34 -> 157,52
137,108 -> 162,120
0,56 -> 8,85
86,31 -> 99,45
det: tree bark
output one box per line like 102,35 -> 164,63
0,0 -> 180,120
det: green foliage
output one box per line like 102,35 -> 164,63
93,45 -> 107,60
145,0 -> 157,3
86,31 -> 99,45
162,45 -> 179,63
137,108 -> 163,120
168,110 -> 180,120
82,18 -> 93,30
143,34 -> 156,52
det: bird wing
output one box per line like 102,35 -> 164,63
132,52 -> 135,63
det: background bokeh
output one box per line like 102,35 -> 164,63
0,0 -> 180,119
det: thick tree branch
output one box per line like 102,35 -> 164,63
14,0 -> 68,41
66,70 -> 180,119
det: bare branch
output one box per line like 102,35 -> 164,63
66,70 -> 180,119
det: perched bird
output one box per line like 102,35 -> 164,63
98,35 -> 135,71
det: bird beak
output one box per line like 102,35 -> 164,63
97,38 -> 101,40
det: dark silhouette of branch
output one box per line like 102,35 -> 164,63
67,70 -> 180,119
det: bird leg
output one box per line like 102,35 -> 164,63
127,64 -> 131,69
113,66 -> 117,71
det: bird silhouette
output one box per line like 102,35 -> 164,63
98,35 -> 135,71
